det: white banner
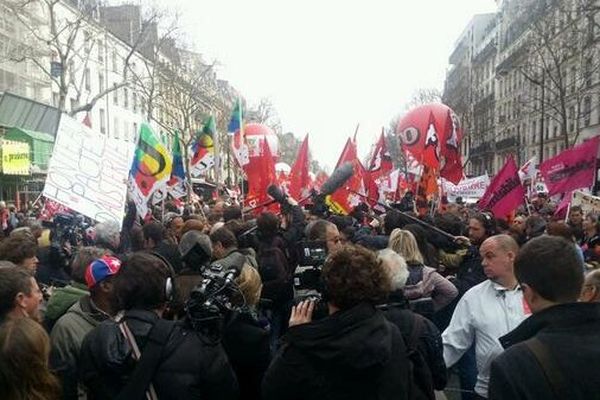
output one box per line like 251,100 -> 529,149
571,190 -> 600,215
442,174 -> 490,201
43,115 -> 135,227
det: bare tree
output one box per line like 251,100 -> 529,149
246,97 -> 282,134
404,88 -> 443,110
511,0 -> 600,149
0,0 -> 156,115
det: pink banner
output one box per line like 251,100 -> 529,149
479,156 -> 525,218
540,137 -> 599,196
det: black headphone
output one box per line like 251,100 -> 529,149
477,212 -> 497,236
149,252 -> 176,303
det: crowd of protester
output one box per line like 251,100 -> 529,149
0,192 -> 599,400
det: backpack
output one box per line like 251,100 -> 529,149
405,315 -> 435,400
404,264 -> 435,320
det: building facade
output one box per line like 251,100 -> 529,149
444,0 -> 600,176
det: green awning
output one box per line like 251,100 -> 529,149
0,92 -> 60,136
4,127 -> 54,170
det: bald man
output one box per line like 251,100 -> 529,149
580,269 -> 600,303
442,235 -> 530,399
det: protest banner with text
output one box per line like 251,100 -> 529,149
43,115 -> 135,226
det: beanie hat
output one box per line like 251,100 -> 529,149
85,256 -> 121,289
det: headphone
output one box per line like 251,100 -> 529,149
478,212 -> 497,236
150,252 -> 176,303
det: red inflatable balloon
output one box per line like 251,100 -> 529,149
395,103 -> 463,184
233,122 -> 279,160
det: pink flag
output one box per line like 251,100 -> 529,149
554,192 -> 572,220
479,156 -> 525,218
540,137 -> 600,196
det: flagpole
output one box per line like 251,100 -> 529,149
227,135 -> 231,186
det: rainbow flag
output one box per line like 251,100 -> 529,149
129,123 -> 172,217
190,116 -> 216,177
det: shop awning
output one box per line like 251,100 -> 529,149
0,92 -> 60,137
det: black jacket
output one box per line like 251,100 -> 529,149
262,303 -> 411,400
489,302 -> 600,400
222,310 -> 271,400
453,245 -> 486,296
257,237 -> 293,308
79,309 -> 238,400
381,291 -> 447,391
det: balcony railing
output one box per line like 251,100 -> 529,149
496,136 -> 518,150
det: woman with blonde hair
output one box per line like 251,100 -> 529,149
0,317 -> 61,400
388,229 -> 458,314
222,264 -> 271,400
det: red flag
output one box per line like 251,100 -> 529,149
540,137 -> 599,196
288,135 -> 311,200
326,138 -> 364,215
245,139 -> 277,212
82,112 -> 92,128
368,130 -> 393,181
479,156 -> 525,218
415,165 -> 438,216
313,171 -> 328,191
440,110 -> 463,184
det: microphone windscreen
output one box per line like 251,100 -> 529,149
320,162 -> 354,196
267,184 -> 287,204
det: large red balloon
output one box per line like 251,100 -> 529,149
234,123 -> 279,160
395,103 -> 463,184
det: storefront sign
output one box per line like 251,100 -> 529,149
1,141 -> 30,175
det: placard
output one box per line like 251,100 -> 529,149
43,115 -> 135,226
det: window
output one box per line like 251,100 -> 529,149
84,67 -> 90,91
570,67 -> 577,94
98,73 -> 104,92
585,58 -> 593,88
98,40 -> 104,64
112,50 -> 118,72
68,60 -> 75,82
84,31 -> 91,52
569,106 -> 576,132
584,96 -> 592,127
113,117 -> 119,139
123,88 -> 129,109
113,84 -> 118,105
133,92 -> 138,113
99,108 -> 106,134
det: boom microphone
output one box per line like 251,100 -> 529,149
267,184 -> 288,204
320,162 -> 354,196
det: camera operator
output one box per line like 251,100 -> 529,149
211,227 -> 258,269
171,230 -> 213,319
306,219 -> 343,253
80,252 -> 239,400
262,245 -> 411,400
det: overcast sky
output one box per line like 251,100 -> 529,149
156,0 -> 498,171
